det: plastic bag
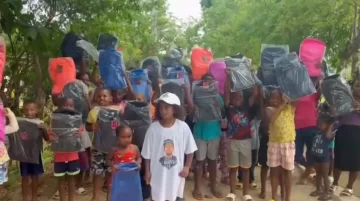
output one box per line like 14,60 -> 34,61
162,66 -> 190,85
162,48 -> 184,68
60,81 -> 89,122
7,118 -> 43,163
141,56 -> 161,89
161,80 -> 185,106
50,110 -> 83,152
193,81 -> 222,122
76,40 -> 99,62
225,57 -> 257,92
97,33 -> 118,50
130,69 -> 151,102
123,102 -> 151,147
110,162 -> 142,201
320,74 -> 354,116
275,54 -> 316,100
93,107 -> 123,153
259,44 -> 289,85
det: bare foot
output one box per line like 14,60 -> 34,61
258,192 -> 265,199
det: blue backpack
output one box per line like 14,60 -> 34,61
110,163 -> 142,201
99,50 -> 127,90
130,69 -> 151,102
162,66 -> 190,84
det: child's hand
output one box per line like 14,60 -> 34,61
48,134 -> 58,142
38,123 -> 46,130
4,108 -> 14,117
179,166 -> 190,178
144,171 -> 151,185
112,165 -> 119,172
75,129 -> 82,138
225,67 -> 231,75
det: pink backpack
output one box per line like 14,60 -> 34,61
0,102 -> 5,142
209,60 -> 226,95
299,38 -> 326,77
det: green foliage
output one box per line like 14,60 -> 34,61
199,0 -> 354,68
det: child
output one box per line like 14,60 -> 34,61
86,88 -> 121,201
49,98 -> 82,201
266,89 -> 296,201
192,73 -> 224,200
18,100 -> 49,201
141,92 -> 197,201
309,104 -> 335,201
1,108 -> 19,186
224,68 -> 259,201
106,124 -> 141,201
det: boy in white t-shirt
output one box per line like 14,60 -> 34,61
142,93 -> 197,201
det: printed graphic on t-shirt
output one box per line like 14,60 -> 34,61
20,132 -> 29,140
159,139 -> 177,169
312,134 -> 328,157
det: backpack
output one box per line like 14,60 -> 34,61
191,47 -> 213,80
93,107 -> 124,153
99,50 -> 127,90
49,57 -> 76,94
60,81 -> 89,122
97,33 -> 118,50
209,60 -> 226,95
0,36 -> 5,86
299,38 -> 326,77
141,56 -> 161,89
129,69 -> 151,102
60,32 -> 88,65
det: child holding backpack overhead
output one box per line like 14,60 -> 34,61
224,68 -> 259,201
266,89 -> 296,201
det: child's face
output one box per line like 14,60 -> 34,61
23,103 -> 39,119
61,99 -> 75,110
96,89 -> 112,106
352,80 -> 360,96
81,74 -> 90,86
135,94 -> 146,102
269,90 -> 282,107
230,92 -> 243,107
159,102 -> 175,120
117,127 -> 133,147
317,120 -> 330,132
112,90 -> 127,104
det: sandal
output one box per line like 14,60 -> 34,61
250,182 -> 258,189
210,189 -> 223,198
235,182 -> 243,189
52,191 -> 59,200
310,190 -> 322,197
243,194 -> 253,201
318,194 -> 332,201
192,191 -> 204,200
340,188 -> 353,196
76,187 -> 87,195
329,185 -> 337,193
226,193 -> 236,201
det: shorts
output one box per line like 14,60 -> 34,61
313,155 -> 329,164
195,138 -> 220,161
267,142 -> 295,170
20,157 -> 44,177
78,151 -> 89,172
54,160 -> 80,177
0,162 -> 8,185
227,139 -> 252,168
91,149 -> 111,175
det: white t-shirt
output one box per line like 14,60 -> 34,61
141,119 -> 197,201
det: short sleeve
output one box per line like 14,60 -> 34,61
183,122 -> 197,154
87,108 -> 99,124
141,123 -> 154,159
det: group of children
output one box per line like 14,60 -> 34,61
0,50 -> 340,201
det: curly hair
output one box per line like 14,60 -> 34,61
154,101 -> 185,121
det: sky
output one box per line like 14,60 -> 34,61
167,0 -> 202,21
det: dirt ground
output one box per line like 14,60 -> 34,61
8,166 -> 360,201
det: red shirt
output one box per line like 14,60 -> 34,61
113,145 -> 137,164
54,152 -> 79,163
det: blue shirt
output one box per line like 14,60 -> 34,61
193,95 -> 224,141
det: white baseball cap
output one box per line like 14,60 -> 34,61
155,92 -> 181,106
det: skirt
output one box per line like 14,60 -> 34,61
334,125 -> 360,171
